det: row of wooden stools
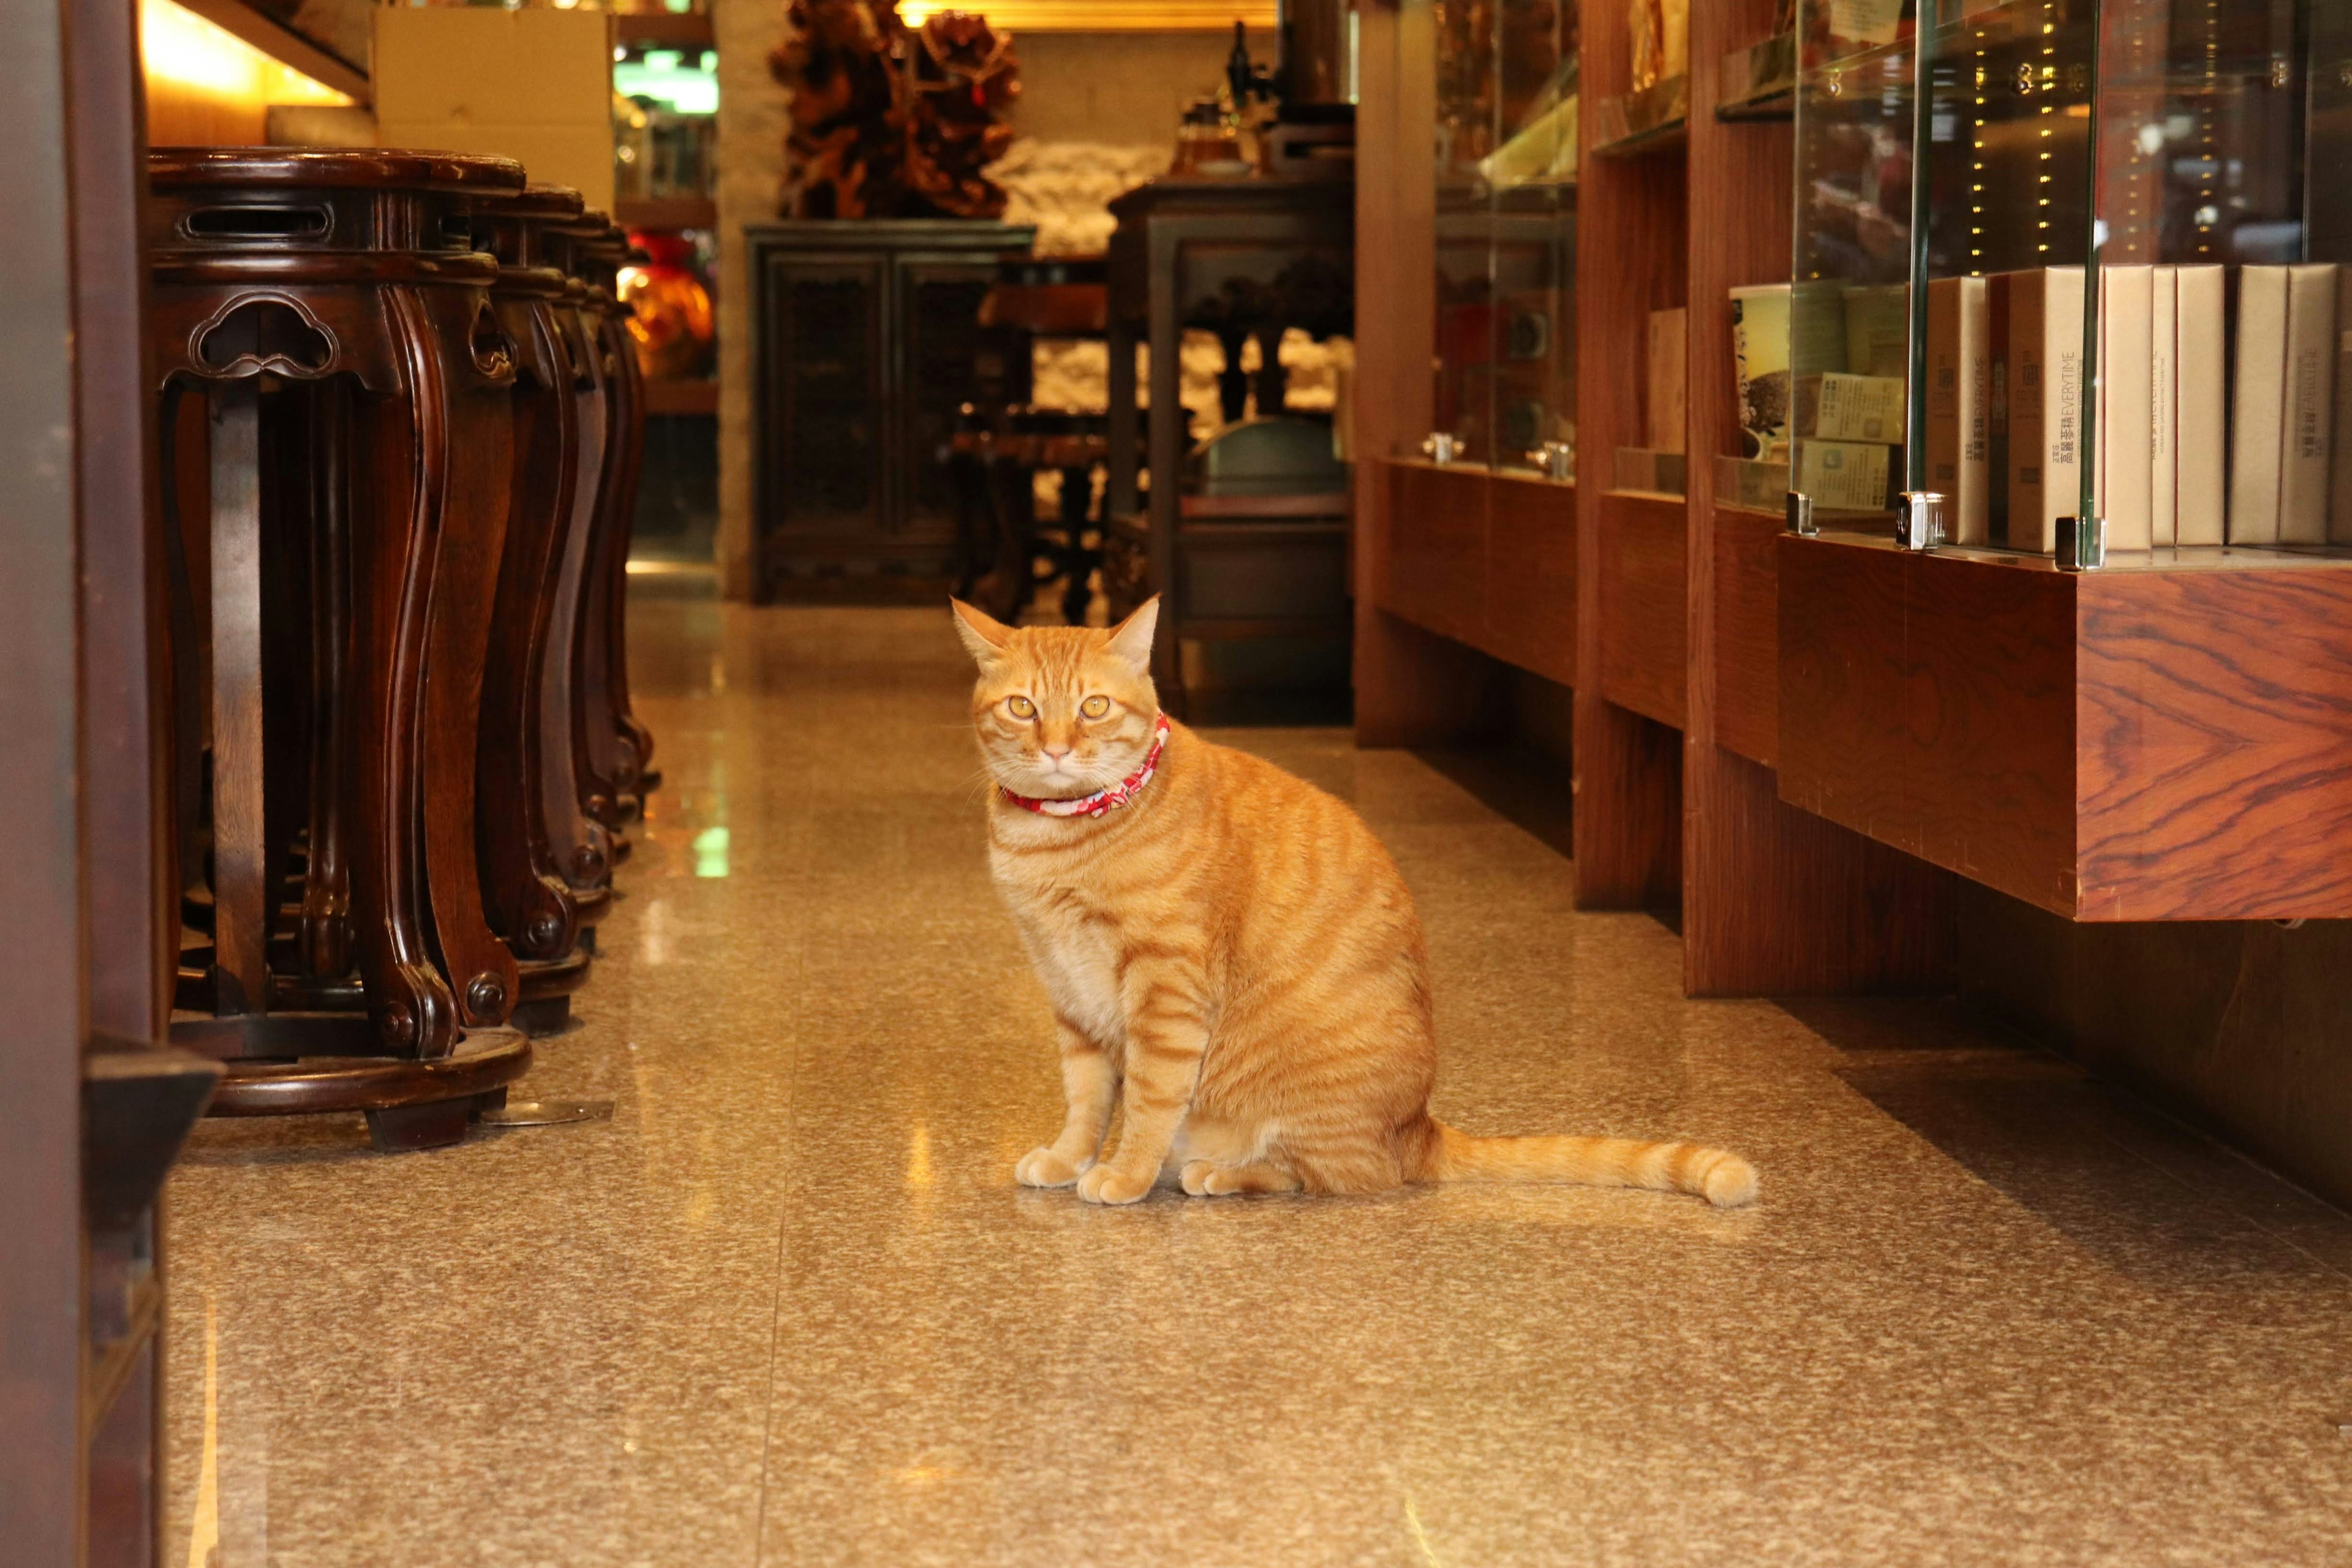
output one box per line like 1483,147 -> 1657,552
154,149 -> 655,1150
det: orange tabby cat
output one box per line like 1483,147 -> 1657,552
954,595 -> 1757,1209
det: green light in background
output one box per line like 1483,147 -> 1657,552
616,50 -> 718,115
692,825 -> 730,878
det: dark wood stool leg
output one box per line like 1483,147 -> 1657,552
573,335 -> 635,828
206,378 -> 270,1016
298,379 -> 353,981
364,1098 -> 475,1153
348,331 -> 461,1059
402,286 -> 521,1031
549,306 -> 620,867
478,298 -> 589,963
576,312 -> 650,819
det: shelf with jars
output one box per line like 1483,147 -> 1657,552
1776,0 -> 2352,921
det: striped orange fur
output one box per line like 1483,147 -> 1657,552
953,596 -> 1758,1210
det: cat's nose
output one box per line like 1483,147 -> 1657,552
1041,745 -> 1072,763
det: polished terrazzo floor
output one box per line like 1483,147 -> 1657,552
165,593 -> 2352,1567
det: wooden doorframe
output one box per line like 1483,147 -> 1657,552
0,0 -> 101,1548
3,0 -> 201,1559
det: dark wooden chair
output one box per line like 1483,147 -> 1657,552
151,148 -> 533,1150
949,255 -> 1117,625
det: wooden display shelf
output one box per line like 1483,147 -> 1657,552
1590,74 -> 1691,158
1709,500 -> 1781,766
1778,532 -> 2352,922
1595,489 -> 1686,728
1371,458 -> 1577,687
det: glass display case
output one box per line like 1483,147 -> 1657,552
1793,0 -> 2352,556
1428,0 -> 1579,477
1789,0 -> 1918,524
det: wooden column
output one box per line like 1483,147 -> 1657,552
1572,0 -> 1687,909
1679,0 -> 1953,993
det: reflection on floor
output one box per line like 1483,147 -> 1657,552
164,599 -> 2352,1567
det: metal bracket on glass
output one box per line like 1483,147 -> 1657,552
1896,491 -> 1947,552
1785,490 -> 1817,536
2056,515 -> 2107,572
1422,432 -> 1461,465
1526,440 -> 1574,482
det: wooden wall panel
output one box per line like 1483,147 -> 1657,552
1909,553 -> 2079,903
1779,535 -> 2077,916
1572,0 -> 1688,910
1352,0 -> 1504,746
1596,490 -> 1687,728
1710,503 -> 1781,766
1378,458 -> 1488,647
1577,696 -> 1684,909
1485,472 -> 1577,685
1684,743 -> 1953,993
1785,535 -> 2352,922
2076,568 -> 2352,921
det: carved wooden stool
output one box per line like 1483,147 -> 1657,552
151,149 -> 532,1150
571,222 -> 659,822
544,217 -> 652,837
469,185 -> 609,1031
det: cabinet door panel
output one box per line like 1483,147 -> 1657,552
894,260 -> 998,544
761,255 -> 886,537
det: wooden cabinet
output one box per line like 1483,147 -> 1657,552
1373,459 -> 1576,686
748,221 -> 1032,597
1780,533 -> 2352,923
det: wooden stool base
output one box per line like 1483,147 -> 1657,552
518,946 -> 591,997
201,1027 -> 532,1152
172,1010 -> 382,1058
510,997 -> 572,1038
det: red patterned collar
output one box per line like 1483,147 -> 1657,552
1001,714 -> 1172,818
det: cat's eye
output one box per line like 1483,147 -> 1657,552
1081,695 -> 1111,718
1005,695 -> 1036,720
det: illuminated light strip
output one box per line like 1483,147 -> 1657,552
897,0 -> 1275,29
141,0 -> 352,108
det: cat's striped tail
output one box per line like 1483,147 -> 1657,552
1422,1120 -> 1758,1208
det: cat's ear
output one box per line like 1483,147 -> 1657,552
950,598 -> 1014,666
1104,595 -> 1160,676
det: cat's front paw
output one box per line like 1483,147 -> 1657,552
1076,1164 -> 1152,1205
1014,1146 -> 1092,1188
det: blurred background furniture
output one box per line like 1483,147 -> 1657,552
747,220 -> 1035,599
949,253 -> 1119,625
1102,176 -> 1354,721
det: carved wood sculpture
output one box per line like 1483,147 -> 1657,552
771,0 -> 1019,221
149,149 -> 533,1150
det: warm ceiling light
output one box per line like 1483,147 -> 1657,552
140,0 -> 352,107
